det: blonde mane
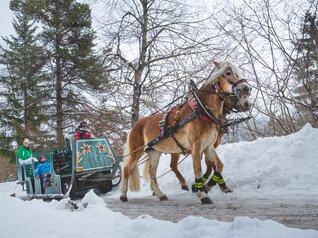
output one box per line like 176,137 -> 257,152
205,61 -> 242,86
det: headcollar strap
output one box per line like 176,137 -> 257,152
211,81 -> 232,100
233,79 -> 247,88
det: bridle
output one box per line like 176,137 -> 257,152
199,75 -> 250,112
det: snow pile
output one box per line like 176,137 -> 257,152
0,124 -> 318,237
81,189 -> 105,207
220,124 -> 318,197
155,123 -> 318,199
0,187 -> 317,238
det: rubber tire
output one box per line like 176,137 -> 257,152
99,181 -> 112,194
112,166 -> 122,187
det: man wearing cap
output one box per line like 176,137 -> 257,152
17,138 -> 38,165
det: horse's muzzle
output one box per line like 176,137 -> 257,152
242,85 -> 252,96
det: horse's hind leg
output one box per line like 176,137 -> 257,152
170,154 -> 189,191
146,149 -> 168,201
204,157 -> 213,178
120,156 -> 133,202
120,152 -> 141,202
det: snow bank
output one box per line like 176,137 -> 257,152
0,187 -> 317,238
220,124 -> 318,198
155,123 -> 318,199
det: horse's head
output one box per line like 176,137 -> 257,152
203,60 -> 252,112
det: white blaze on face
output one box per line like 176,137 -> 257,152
206,61 -> 242,90
235,82 -> 252,111
212,61 -> 252,111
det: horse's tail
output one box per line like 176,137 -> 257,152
123,127 -> 145,192
128,160 -> 140,191
122,156 -> 140,191
143,158 -> 151,183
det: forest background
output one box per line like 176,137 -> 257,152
0,0 -> 317,165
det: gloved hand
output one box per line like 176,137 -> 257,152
32,157 -> 38,162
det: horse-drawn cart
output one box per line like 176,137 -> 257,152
16,136 -> 122,200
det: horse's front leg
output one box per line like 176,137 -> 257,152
192,144 -> 212,204
191,156 -> 213,193
204,145 -> 232,193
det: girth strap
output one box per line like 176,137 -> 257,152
171,134 -> 187,155
147,111 -> 198,148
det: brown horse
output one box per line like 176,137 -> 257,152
120,60 -> 252,204
167,95 -> 239,193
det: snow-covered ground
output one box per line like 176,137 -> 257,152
1,124 -> 318,237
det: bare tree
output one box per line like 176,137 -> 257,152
98,0 -> 225,124
208,0 -> 318,137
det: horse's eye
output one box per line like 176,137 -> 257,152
225,71 -> 232,76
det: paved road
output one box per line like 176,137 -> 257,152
105,192 -> 318,230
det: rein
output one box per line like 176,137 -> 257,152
221,116 -> 253,131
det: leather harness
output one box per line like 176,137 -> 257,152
147,79 -> 250,153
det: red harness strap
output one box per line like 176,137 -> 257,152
188,97 -> 213,123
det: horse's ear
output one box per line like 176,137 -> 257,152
213,60 -> 221,68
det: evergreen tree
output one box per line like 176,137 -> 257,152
293,11 -> 318,127
26,0 -> 104,149
0,0 -> 49,148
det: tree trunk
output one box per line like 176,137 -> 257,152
23,81 -> 30,138
131,70 -> 142,124
55,2 -> 64,150
56,60 -> 63,150
130,0 -> 148,125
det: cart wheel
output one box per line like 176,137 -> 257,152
112,165 -> 122,187
63,181 -> 77,199
99,181 -> 112,194
62,183 -> 70,195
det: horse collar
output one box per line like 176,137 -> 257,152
188,95 -> 221,125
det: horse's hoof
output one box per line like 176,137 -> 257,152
182,185 -> 189,191
223,188 -> 233,193
220,185 -> 233,193
191,184 -> 197,193
201,197 -> 212,204
159,195 -> 168,201
120,196 -> 128,202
